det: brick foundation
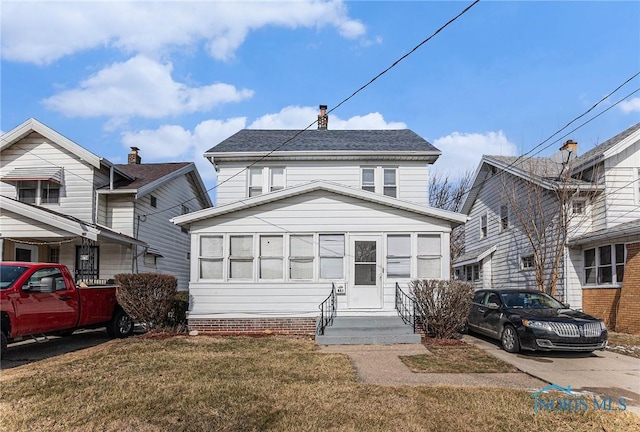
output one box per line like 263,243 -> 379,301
188,317 -> 317,336
582,287 -> 621,330
616,243 -> 640,334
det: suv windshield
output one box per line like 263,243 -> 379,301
0,265 -> 29,289
499,291 -> 564,309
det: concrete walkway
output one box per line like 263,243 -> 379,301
319,343 -> 546,389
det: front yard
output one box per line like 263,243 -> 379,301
1,336 -> 638,431
607,332 -> 640,359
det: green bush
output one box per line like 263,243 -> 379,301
411,279 -> 474,339
114,273 -> 182,332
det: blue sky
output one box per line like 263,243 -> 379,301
2,0 -> 639,194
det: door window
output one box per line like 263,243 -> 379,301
354,240 -> 377,285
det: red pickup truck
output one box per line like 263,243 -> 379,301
1,262 -> 133,355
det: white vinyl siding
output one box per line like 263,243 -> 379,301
215,160 -> 429,206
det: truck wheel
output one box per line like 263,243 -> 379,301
107,308 -> 134,338
1,332 -> 7,357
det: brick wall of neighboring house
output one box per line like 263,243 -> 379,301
615,242 -> 640,335
188,318 -> 316,336
582,287 -> 621,330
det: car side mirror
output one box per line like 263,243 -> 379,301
487,302 -> 500,310
562,302 -> 570,309
23,277 -> 56,293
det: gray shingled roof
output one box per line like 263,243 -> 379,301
568,218 -> 640,246
111,162 -> 191,190
206,129 -> 439,153
572,122 -> 640,171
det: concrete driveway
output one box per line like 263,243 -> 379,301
464,333 -> 640,415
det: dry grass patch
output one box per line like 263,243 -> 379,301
400,343 -> 518,373
1,335 -> 638,432
607,332 -> 640,359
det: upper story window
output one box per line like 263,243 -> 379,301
480,214 -> 488,239
584,243 -> 625,285
150,195 -> 157,208
361,168 -> 375,192
383,168 -> 397,198
521,255 -> 534,270
17,180 -> 59,205
500,205 -> 509,232
572,199 -> 585,215
248,167 -> 285,197
361,167 -> 398,197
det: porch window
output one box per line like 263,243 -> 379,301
383,168 -> 397,197
584,248 -> 596,284
386,235 -> 410,278
259,235 -> 283,280
584,244 -> 625,285
200,235 -> 223,280
361,168 -> 375,193
249,168 -> 263,197
289,235 -> 314,280
229,235 -> 254,279
319,234 -> 344,279
417,234 -> 441,279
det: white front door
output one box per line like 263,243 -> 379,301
348,235 -> 382,309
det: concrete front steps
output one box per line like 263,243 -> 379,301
316,315 -> 421,345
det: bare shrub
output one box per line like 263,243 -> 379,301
411,279 -> 474,339
114,273 -> 178,332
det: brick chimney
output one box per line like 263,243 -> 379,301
317,104 -> 328,130
128,147 -> 141,164
560,139 -> 578,152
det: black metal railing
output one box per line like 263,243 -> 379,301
395,282 -> 425,334
316,282 -> 337,335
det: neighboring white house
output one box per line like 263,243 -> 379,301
0,118 -> 211,290
455,122 -> 640,333
172,109 -> 466,335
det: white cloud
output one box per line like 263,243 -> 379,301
42,55 -> 253,118
2,1 -> 366,65
121,117 -> 247,184
249,105 -> 405,129
619,97 -> 640,113
432,131 -> 517,178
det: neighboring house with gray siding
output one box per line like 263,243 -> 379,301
455,122 -> 640,332
0,118 -> 211,290
172,108 -> 466,335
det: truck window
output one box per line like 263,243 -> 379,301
0,265 -> 29,289
27,268 -> 65,291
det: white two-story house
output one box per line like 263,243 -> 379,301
172,108 -> 466,335
455,122 -> 640,334
0,118 -> 211,290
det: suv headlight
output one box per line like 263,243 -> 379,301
522,319 -> 554,332
599,321 -> 607,332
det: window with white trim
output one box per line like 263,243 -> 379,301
319,234 -> 344,279
521,255 -> 534,270
259,235 -> 283,280
270,168 -> 284,192
572,199 -> 585,215
386,235 -> 410,278
17,181 -> 37,204
229,235 -> 253,279
361,168 -> 375,192
584,244 -> 625,285
417,234 -> 441,279
289,235 -> 314,280
480,214 -> 488,239
40,181 -> 60,204
248,168 -> 263,197
383,168 -> 397,198
500,205 -> 509,231
464,264 -> 479,281
199,236 -> 224,280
